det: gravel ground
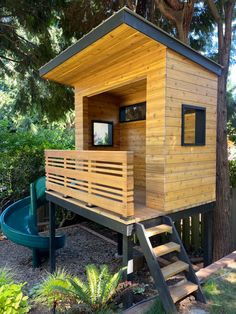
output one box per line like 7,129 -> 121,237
0,225 -> 121,292
0,224 -> 208,313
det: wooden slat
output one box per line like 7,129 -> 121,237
45,150 -> 134,217
146,224 -> 172,237
153,242 -> 180,257
161,260 -> 189,280
169,281 -> 198,303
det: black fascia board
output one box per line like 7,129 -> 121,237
39,7 -> 222,78
123,10 -> 222,76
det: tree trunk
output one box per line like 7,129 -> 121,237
207,0 -> 235,260
213,71 -> 232,260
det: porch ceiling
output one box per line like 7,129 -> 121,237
40,24 -> 160,86
39,7 -> 222,87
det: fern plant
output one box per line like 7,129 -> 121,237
33,268 -> 74,313
0,267 -> 13,286
68,264 -> 123,312
34,265 -> 123,313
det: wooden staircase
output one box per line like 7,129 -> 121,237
135,216 -> 206,313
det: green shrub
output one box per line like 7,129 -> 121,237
33,265 -> 124,313
0,119 -> 74,205
0,268 -> 30,314
0,283 -> 30,314
229,160 -> 236,188
33,269 -> 72,312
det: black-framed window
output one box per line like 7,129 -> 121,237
92,121 -> 113,146
182,104 -> 206,146
120,102 -> 146,123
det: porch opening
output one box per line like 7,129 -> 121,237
85,79 -> 147,210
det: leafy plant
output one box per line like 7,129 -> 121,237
34,265 -> 123,313
145,298 -> 165,314
0,283 -> 30,314
0,268 -> 30,314
68,264 -> 123,312
33,269 -> 73,312
0,268 -> 13,286
229,160 -> 236,188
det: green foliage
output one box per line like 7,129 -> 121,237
229,160 -> 236,188
144,298 -> 165,314
33,269 -> 73,312
0,268 -> 13,286
0,118 -> 74,206
33,265 -> 123,313
203,264 -> 236,314
0,268 -> 30,314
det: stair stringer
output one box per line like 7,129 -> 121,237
163,216 -> 206,303
135,222 -> 177,314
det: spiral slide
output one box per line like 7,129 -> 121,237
0,177 -> 65,267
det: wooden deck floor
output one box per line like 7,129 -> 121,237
46,189 -> 164,225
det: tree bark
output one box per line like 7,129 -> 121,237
155,0 -> 195,43
206,0 -> 235,260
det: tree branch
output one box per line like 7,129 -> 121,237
0,55 -> 22,63
206,0 -> 221,23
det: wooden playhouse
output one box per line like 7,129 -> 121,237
39,8 -> 221,313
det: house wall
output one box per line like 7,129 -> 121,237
74,26 -> 167,210
87,93 -> 120,150
73,25 -> 217,213
119,91 -> 146,190
164,49 -> 217,212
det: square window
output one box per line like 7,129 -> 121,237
92,121 -> 113,146
182,105 -> 206,146
120,102 -> 146,123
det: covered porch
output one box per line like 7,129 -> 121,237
45,149 -> 161,222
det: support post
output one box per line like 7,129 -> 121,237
122,235 -> 134,280
49,201 -> 56,273
122,235 -> 134,309
203,210 -> 213,266
117,233 -> 123,256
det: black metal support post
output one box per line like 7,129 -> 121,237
117,233 -> 123,256
203,210 -> 213,266
122,235 -> 134,309
122,235 -> 134,281
49,201 -> 56,273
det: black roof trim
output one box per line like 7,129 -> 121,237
39,7 -> 222,78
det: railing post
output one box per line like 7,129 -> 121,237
123,152 -> 134,218
87,157 -> 93,207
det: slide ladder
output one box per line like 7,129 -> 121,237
135,216 -> 206,313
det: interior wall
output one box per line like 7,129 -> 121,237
118,89 -> 146,190
86,85 -> 147,191
87,93 -> 120,150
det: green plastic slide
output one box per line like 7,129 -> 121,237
0,177 -> 65,267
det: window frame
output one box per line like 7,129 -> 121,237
91,120 -> 114,147
181,104 -> 206,146
119,102 -> 146,123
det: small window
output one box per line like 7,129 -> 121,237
92,121 -> 113,146
120,102 -> 146,123
182,105 -> 206,146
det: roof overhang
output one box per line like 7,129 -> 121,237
39,7 -> 222,84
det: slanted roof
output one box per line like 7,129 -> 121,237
39,7 -> 221,85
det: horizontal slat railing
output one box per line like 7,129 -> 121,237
45,150 -> 134,218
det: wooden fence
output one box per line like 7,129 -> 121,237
45,150 -> 134,218
175,187 -> 236,253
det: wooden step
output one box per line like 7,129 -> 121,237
161,260 -> 189,280
146,224 -> 172,237
169,281 -> 198,303
153,242 -> 180,257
